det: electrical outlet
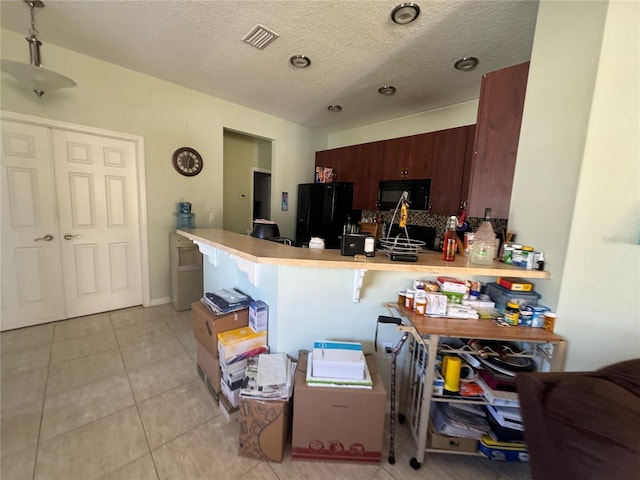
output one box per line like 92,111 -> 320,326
382,342 -> 394,359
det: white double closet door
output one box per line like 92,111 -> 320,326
1,117 -> 144,331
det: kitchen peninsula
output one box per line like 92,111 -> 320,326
177,229 -> 550,361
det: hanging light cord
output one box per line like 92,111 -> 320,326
28,2 -> 39,37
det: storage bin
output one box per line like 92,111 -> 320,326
485,283 -> 541,312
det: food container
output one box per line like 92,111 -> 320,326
525,305 -> 550,328
485,283 -> 541,312
309,237 -> 325,249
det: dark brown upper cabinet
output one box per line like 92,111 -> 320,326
464,61 -> 530,219
315,141 -> 384,210
381,133 -> 435,180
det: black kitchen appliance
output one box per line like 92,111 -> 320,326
377,179 -> 431,210
295,182 -> 354,248
250,220 -> 293,245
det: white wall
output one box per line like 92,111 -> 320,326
322,100 -> 479,149
1,28 -> 315,303
511,0 -> 639,370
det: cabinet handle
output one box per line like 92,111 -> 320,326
64,234 -> 81,240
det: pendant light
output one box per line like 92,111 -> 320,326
1,0 -> 76,97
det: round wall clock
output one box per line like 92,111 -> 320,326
172,147 -> 203,176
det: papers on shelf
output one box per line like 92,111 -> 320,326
476,377 -> 520,407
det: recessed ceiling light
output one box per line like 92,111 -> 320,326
391,3 -> 421,25
378,85 -> 397,95
454,56 -> 479,71
327,105 -> 342,112
290,55 -> 311,68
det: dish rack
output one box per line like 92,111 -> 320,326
379,192 -> 425,256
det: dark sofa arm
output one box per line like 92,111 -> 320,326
516,359 -> 640,480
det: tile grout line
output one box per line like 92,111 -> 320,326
112,309 -> 162,480
31,326 -> 55,480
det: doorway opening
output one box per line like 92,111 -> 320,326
222,130 -> 273,235
253,170 -> 271,220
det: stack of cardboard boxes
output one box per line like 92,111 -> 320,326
192,300 -> 249,414
217,324 -> 268,418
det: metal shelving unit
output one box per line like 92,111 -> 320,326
383,303 -> 567,470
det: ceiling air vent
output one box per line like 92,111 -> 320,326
242,24 -> 279,50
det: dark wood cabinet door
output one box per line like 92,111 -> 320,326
465,61 -> 530,218
351,141 -> 384,210
430,125 -> 474,215
381,134 -> 435,180
315,142 -> 383,210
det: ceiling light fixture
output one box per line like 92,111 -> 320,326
378,85 -> 397,95
0,0 -> 76,97
290,55 -> 311,68
327,105 -> 342,112
454,56 -> 480,71
391,3 -> 421,25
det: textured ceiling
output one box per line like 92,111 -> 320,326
0,0 -> 539,130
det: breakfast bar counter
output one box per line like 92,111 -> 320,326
176,228 -> 554,381
176,228 -> 550,278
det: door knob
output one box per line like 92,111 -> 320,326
34,234 -> 54,242
64,234 -> 81,240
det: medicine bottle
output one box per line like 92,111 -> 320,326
404,289 -> 414,310
442,216 -> 458,261
414,285 -> 427,315
504,302 -> 520,325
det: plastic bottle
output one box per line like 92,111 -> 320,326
469,208 -> 497,265
414,285 -> 427,315
442,216 -> 458,261
536,251 -> 546,271
343,215 -> 353,235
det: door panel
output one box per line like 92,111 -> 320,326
1,121 -> 65,329
52,130 -> 142,318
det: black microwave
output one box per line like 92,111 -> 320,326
377,179 -> 431,210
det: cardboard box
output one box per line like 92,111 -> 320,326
219,392 -> 239,422
427,420 -> 479,453
497,277 -> 533,292
221,379 -> 241,408
196,341 -> 222,393
218,327 -> 268,364
192,300 -> 249,358
312,341 -> 365,379
292,352 -> 386,463
249,300 -> 269,332
239,397 -> 291,462
436,276 -> 467,294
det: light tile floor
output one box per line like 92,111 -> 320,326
0,305 -> 533,480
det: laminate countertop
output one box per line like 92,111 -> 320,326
177,228 -> 550,279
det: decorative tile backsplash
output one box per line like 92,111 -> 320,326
361,210 -> 508,248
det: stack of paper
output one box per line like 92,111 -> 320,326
311,341 -> 365,379
202,288 -> 252,314
239,353 -> 296,400
306,353 -> 373,388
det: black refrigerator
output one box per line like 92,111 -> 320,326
295,182 -> 354,248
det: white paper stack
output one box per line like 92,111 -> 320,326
306,352 -> 373,389
312,341 -> 365,380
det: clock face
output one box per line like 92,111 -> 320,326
172,147 -> 203,176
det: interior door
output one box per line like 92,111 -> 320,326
51,130 -> 142,318
1,120 -> 66,329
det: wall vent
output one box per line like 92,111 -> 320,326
242,24 -> 279,50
